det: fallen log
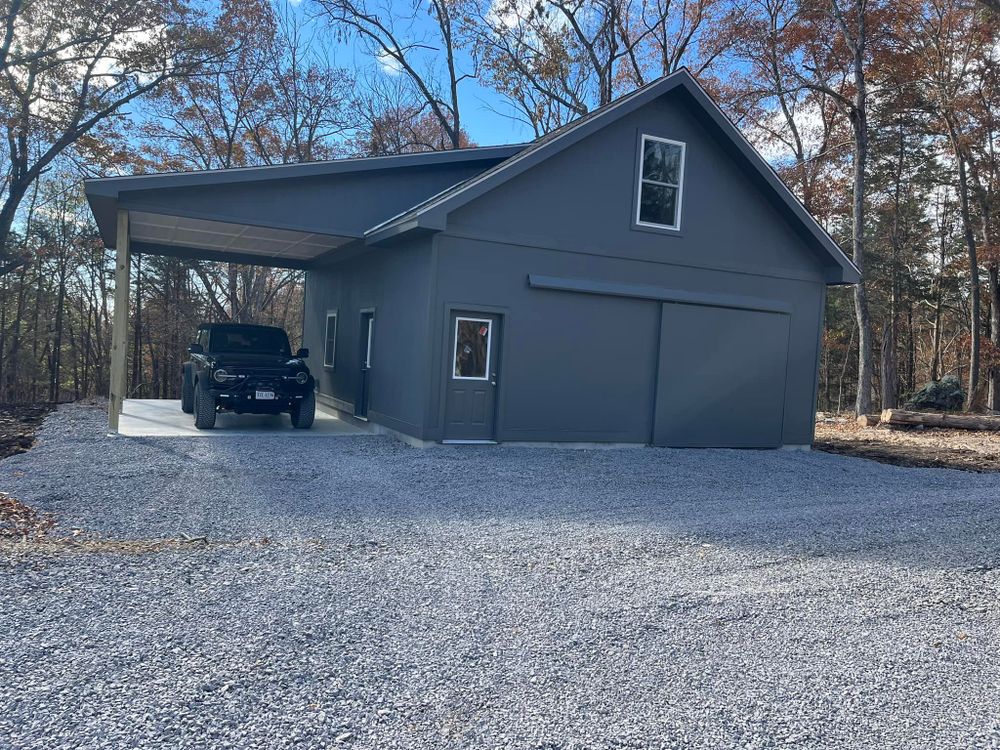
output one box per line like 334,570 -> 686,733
856,414 -> 881,428
880,409 -> 1000,431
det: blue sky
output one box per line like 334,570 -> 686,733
292,0 -> 537,146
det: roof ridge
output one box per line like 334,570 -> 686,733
363,70 -> 690,239
361,69 -> 858,285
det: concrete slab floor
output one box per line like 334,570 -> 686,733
116,399 -> 368,437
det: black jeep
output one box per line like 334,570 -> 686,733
181,323 -> 316,430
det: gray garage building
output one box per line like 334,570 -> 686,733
86,69 -> 859,448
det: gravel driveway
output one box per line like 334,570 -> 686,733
2,405 -> 999,749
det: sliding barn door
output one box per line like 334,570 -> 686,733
653,303 -> 790,448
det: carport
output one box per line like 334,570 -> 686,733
88,175 -> 357,432
117,399 -> 364,436
84,148 -> 521,432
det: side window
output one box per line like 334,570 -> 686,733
198,329 -> 210,350
636,135 -> 685,230
324,311 -> 337,368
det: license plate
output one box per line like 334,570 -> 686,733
255,390 -> 275,400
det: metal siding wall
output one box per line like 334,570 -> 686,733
431,89 -> 829,447
304,240 -> 434,438
654,304 -> 790,447
124,161 -> 512,239
432,235 -> 824,445
446,91 -> 831,284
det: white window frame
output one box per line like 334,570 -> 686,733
452,316 -> 492,381
635,134 -> 686,232
363,315 -> 374,368
323,310 -> 338,369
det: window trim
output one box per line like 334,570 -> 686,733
635,134 -> 686,232
323,310 -> 338,369
452,316 -> 492,381
363,314 -> 374,368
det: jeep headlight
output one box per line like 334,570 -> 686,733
213,368 -> 230,383
295,371 -> 309,385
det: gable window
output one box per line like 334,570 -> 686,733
636,135 -> 685,230
324,311 -> 338,368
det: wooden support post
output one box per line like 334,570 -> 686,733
108,210 -> 130,432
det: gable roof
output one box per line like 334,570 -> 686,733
364,69 -> 860,285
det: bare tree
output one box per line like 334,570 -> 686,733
779,0 -> 881,415
905,0 -> 998,405
246,4 -> 354,164
351,73 -> 474,154
465,0 -> 739,135
0,0 -> 226,276
315,0 -> 470,149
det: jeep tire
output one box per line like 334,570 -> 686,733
290,390 -> 316,429
181,364 -> 195,414
194,385 -> 217,429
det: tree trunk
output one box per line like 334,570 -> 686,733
5,263 -> 28,399
837,321 -> 857,413
880,319 -> 898,410
951,140 -> 981,405
931,231 -> 946,382
851,110 -> 873,414
882,408 -> 1000,430
49,263 -> 68,402
229,263 -> 240,322
906,302 -> 915,395
990,263 -> 1000,410
845,4 -> 873,416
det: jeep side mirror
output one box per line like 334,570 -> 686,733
296,348 -> 309,358
188,343 -> 203,354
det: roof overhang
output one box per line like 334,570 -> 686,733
84,145 -> 526,269
126,211 -> 354,269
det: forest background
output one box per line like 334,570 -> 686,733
0,0 -> 997,415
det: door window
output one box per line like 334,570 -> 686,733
453,317 -> 491,380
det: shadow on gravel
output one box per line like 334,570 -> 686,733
4,403 -> 1000,571
0,403 -> 51,459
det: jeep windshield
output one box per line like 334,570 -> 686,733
208,327 -> 291,356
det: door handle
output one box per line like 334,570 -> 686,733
490,373 -> 497,386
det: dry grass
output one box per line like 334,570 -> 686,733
814,417 -> 1000,472
0,491 -> 56,540
1,535 -> 271,557
0,490 -> 270,560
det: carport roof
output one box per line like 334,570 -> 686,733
84,145 -> 525,269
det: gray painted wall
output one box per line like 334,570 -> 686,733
413,88 -> 827,445
303,87 -> 829,446
303,237 -> 435,437
426,236 -> 823,445
122,158 -> 508,239
446,89 -> 829,285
